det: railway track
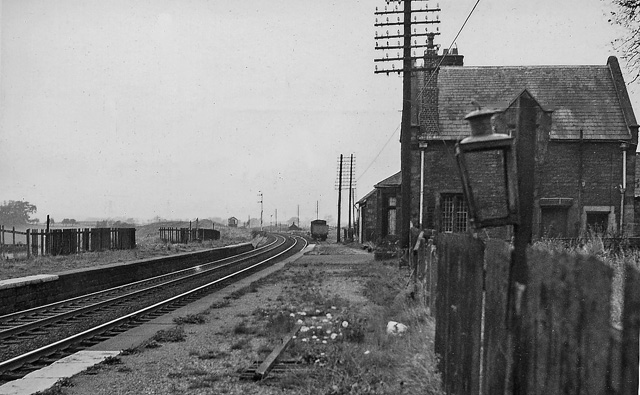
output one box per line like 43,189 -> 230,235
0,233 -> 307,384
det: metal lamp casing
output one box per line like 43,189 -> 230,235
455,108 -> 520,228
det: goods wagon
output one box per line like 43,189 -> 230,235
310,220 -> 328,241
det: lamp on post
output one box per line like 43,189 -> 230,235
455,108 -> 519,229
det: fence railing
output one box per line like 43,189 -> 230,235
159,227 -> 220,244
0,226 -> 136,257
414,233 -> 639,395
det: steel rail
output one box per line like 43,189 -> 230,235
0,234 -> 306,375
0,237 -> 281,339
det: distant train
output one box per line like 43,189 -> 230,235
310,220 -> 328,241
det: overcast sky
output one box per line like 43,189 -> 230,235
0,0 -> 634,224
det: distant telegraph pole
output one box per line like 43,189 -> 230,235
374,0 -> 441,249
258,191 -> 264,231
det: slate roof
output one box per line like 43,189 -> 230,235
356,189 -> 376,205
374,171 -> 402,188
425,65 -> 633,141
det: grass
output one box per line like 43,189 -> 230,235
254,260 -> 444,395
173,313 -> 207,325
152,326 -> 186,343
230,337 -> 251,350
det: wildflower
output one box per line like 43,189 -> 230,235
342,321 -> 349,328
296,319 -> 304,324
315,309 -> 321,314
364,350 -> 370,355
299,312 -> 307,316
302,338 -> 308,342
289,313 -> 295,317
317,326 -> 322,329
330,333 -> 338,340
322,340 -> 327,344
322,319 -> 328,323
326,313 -> 333,319
331,306 -> 337,310
301,326 -> 310,333
326,329 -> 332,334
312,335 -> 318,339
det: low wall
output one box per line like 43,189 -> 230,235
0,243 -> 254,315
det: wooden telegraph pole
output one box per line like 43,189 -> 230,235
337,154 -> 343,242
374,0 -> 441,249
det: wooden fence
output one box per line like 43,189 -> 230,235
0,226 -> 136,257
416,233 -> 639,395
159,227 -> 220,244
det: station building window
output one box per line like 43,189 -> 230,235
441,194 -> 468,233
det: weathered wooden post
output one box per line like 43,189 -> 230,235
26,229 -> 31,258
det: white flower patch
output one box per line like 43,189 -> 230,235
330,333 -> 338,340
290,313 -> 295,317
331,306 -> 337,310
322,340 -> 327,344
326,313 -> 333,319
302,338 -> 308,342
298,312 -> 306,316
326,329 -> 332,334
300,326 -> 310,333
311,335 -> 317,339
342,321 -> 349,328
315,309 -> 321,314
296,319 -> 304,324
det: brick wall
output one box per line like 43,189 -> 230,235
409,139 -> 635,238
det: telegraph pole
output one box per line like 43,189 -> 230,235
374,1 -> 441,249
258,191 -> 263,231
348,154 -> 354,240
337,154 -> 343,242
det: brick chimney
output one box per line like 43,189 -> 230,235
419,35 -> 463,137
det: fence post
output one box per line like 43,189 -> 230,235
26,229 -> 31,258
12,226 -> 15,245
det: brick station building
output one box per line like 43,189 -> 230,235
408,49 -> 638,238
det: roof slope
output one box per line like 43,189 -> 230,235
375,171 -> 401,188
429,65 -> 631,141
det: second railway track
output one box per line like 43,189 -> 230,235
0,233 -> 307,384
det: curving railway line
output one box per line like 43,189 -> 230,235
0,233 -> 307,385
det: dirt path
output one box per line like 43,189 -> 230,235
51,244 -> 372,394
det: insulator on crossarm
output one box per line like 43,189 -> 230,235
392,64 -> 395,69
437,26 -> 439,32
437,15 -> 439,20
375,65 -> 378,71
375,18 -> 378,23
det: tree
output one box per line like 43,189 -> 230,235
0,200 -> 38,225
609,1 -> 640,81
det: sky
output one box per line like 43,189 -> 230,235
0,0 -> 635,225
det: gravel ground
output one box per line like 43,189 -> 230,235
56,243 -> 380,395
